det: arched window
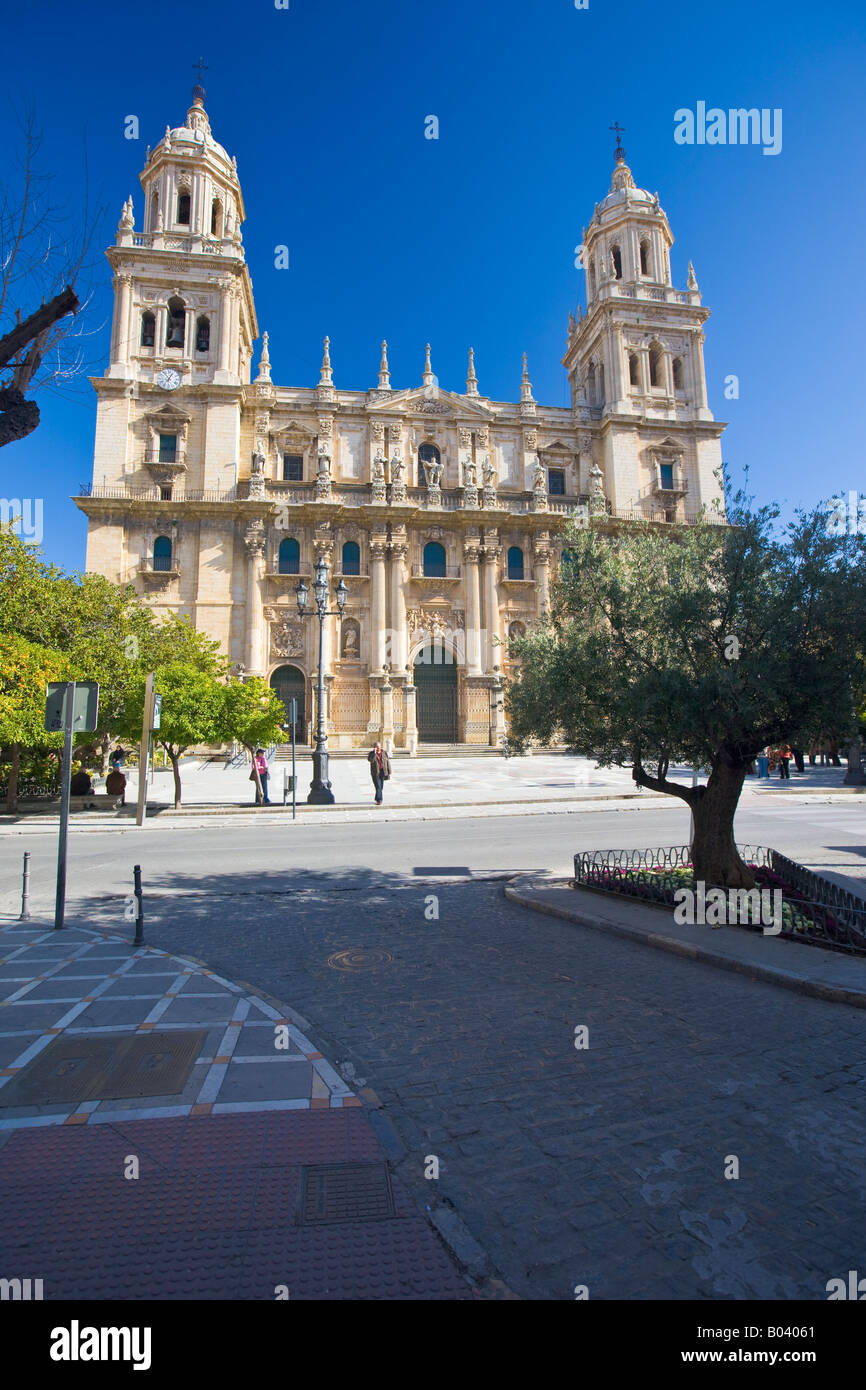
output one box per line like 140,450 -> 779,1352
611,245 -> 623,280
341,540 -> 361,576
195,316 -> 210,352
418,443 -> 441,484
628,352 -> 640,388
211,200 -> 223,236
177,190 -> 191,225
278,538 -> 300,574
639,239 -> 651,276
149,191 -> 159,232
649,342 -> 663,389
153,536 -> 173,572
672,357 -> 684,390
586,362 -> 596,405
166,297 -> 185,350
423,541 -> 447,577
507,546 -> 524,580
140,312 -> 155,348
588,262 -> 597,299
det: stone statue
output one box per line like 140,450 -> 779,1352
482,457 -> 497,488
533,460 -> 546,491
390,453 -> 404,483
464,461 -> 477,488
251,451 -> 265,475
372,452 -> 386,482
427,459 -> 443,488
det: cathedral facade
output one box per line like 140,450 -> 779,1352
77,86 -> 726,750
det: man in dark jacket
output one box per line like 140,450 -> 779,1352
367,742 -> 391,805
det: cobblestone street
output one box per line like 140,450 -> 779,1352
82,872 -> 866,1300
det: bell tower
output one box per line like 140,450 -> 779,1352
563,131 -> 725,518
105,77 -> 257,389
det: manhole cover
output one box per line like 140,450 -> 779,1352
327,948 -> 392,971
0,1030 -> 207,1106
299,1162 -> 395,1224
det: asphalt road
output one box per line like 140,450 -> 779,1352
1,799 -> 865,917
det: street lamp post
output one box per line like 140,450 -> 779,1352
296,555 -> 347,804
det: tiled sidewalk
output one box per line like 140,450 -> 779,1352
0,923 -> 355,1128
0,921 -> 471,1299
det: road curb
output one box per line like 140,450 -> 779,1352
504,877 -> 866,1010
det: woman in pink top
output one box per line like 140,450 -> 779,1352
253,748 -> 271,805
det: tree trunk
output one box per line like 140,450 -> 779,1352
690,760 -> 754,888
7,744 -> 20,814
168,748 -> 182,808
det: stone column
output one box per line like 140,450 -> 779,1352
113,273 -> 133,365
490,670 -> 507,746
692,330 -> 709,412
370,538 -> 388,672
534,538 -> 551,617
381,674 -> 394,754
244,521 -> 267,674
155,304 -> 168,355
403,681 -> 418,756
184,307 -> 195,361
482,540 -> 501,673
463,538 -> 483,676
217,285 -> 233,377
610,324 -> 626,405
389,540 -> 408,673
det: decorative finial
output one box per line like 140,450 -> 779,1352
520,353 -> 534,402
378,339 -> 391,391
319,336 -> 334,387
192,57 -> 208,103
422,342 -> 435,388
465,347 -> 479,396
256,331 -> 271,383
687,261 -> 699,291
609,123 -> 635,193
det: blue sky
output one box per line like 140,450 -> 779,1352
2,0 -> 864,572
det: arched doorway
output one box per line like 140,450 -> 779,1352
270,665 -> 306,743
414,644 -> 458,744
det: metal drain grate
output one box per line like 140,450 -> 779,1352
299,1162 -> 395,1224
327,948 -> 392,971
0,1030 -> 207,1106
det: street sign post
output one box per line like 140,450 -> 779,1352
136,674 -> 156,827
45,681 -> 99,931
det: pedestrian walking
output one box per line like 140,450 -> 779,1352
252,747 -> 271,805
776,744 -> 792,779
367,741 -> 391,805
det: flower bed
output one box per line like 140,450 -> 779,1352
574,847 -> 866,955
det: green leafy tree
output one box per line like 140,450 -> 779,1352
122,663 -> 225,808
0,529 -> 157,765
0,633 -> 67,810
506,486 -> 866,887
220,677 -> 288,801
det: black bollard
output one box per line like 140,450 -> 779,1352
19,852 -> 31,922
133,864 -> 144,946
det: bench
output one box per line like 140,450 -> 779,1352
69,793 -> 124,812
